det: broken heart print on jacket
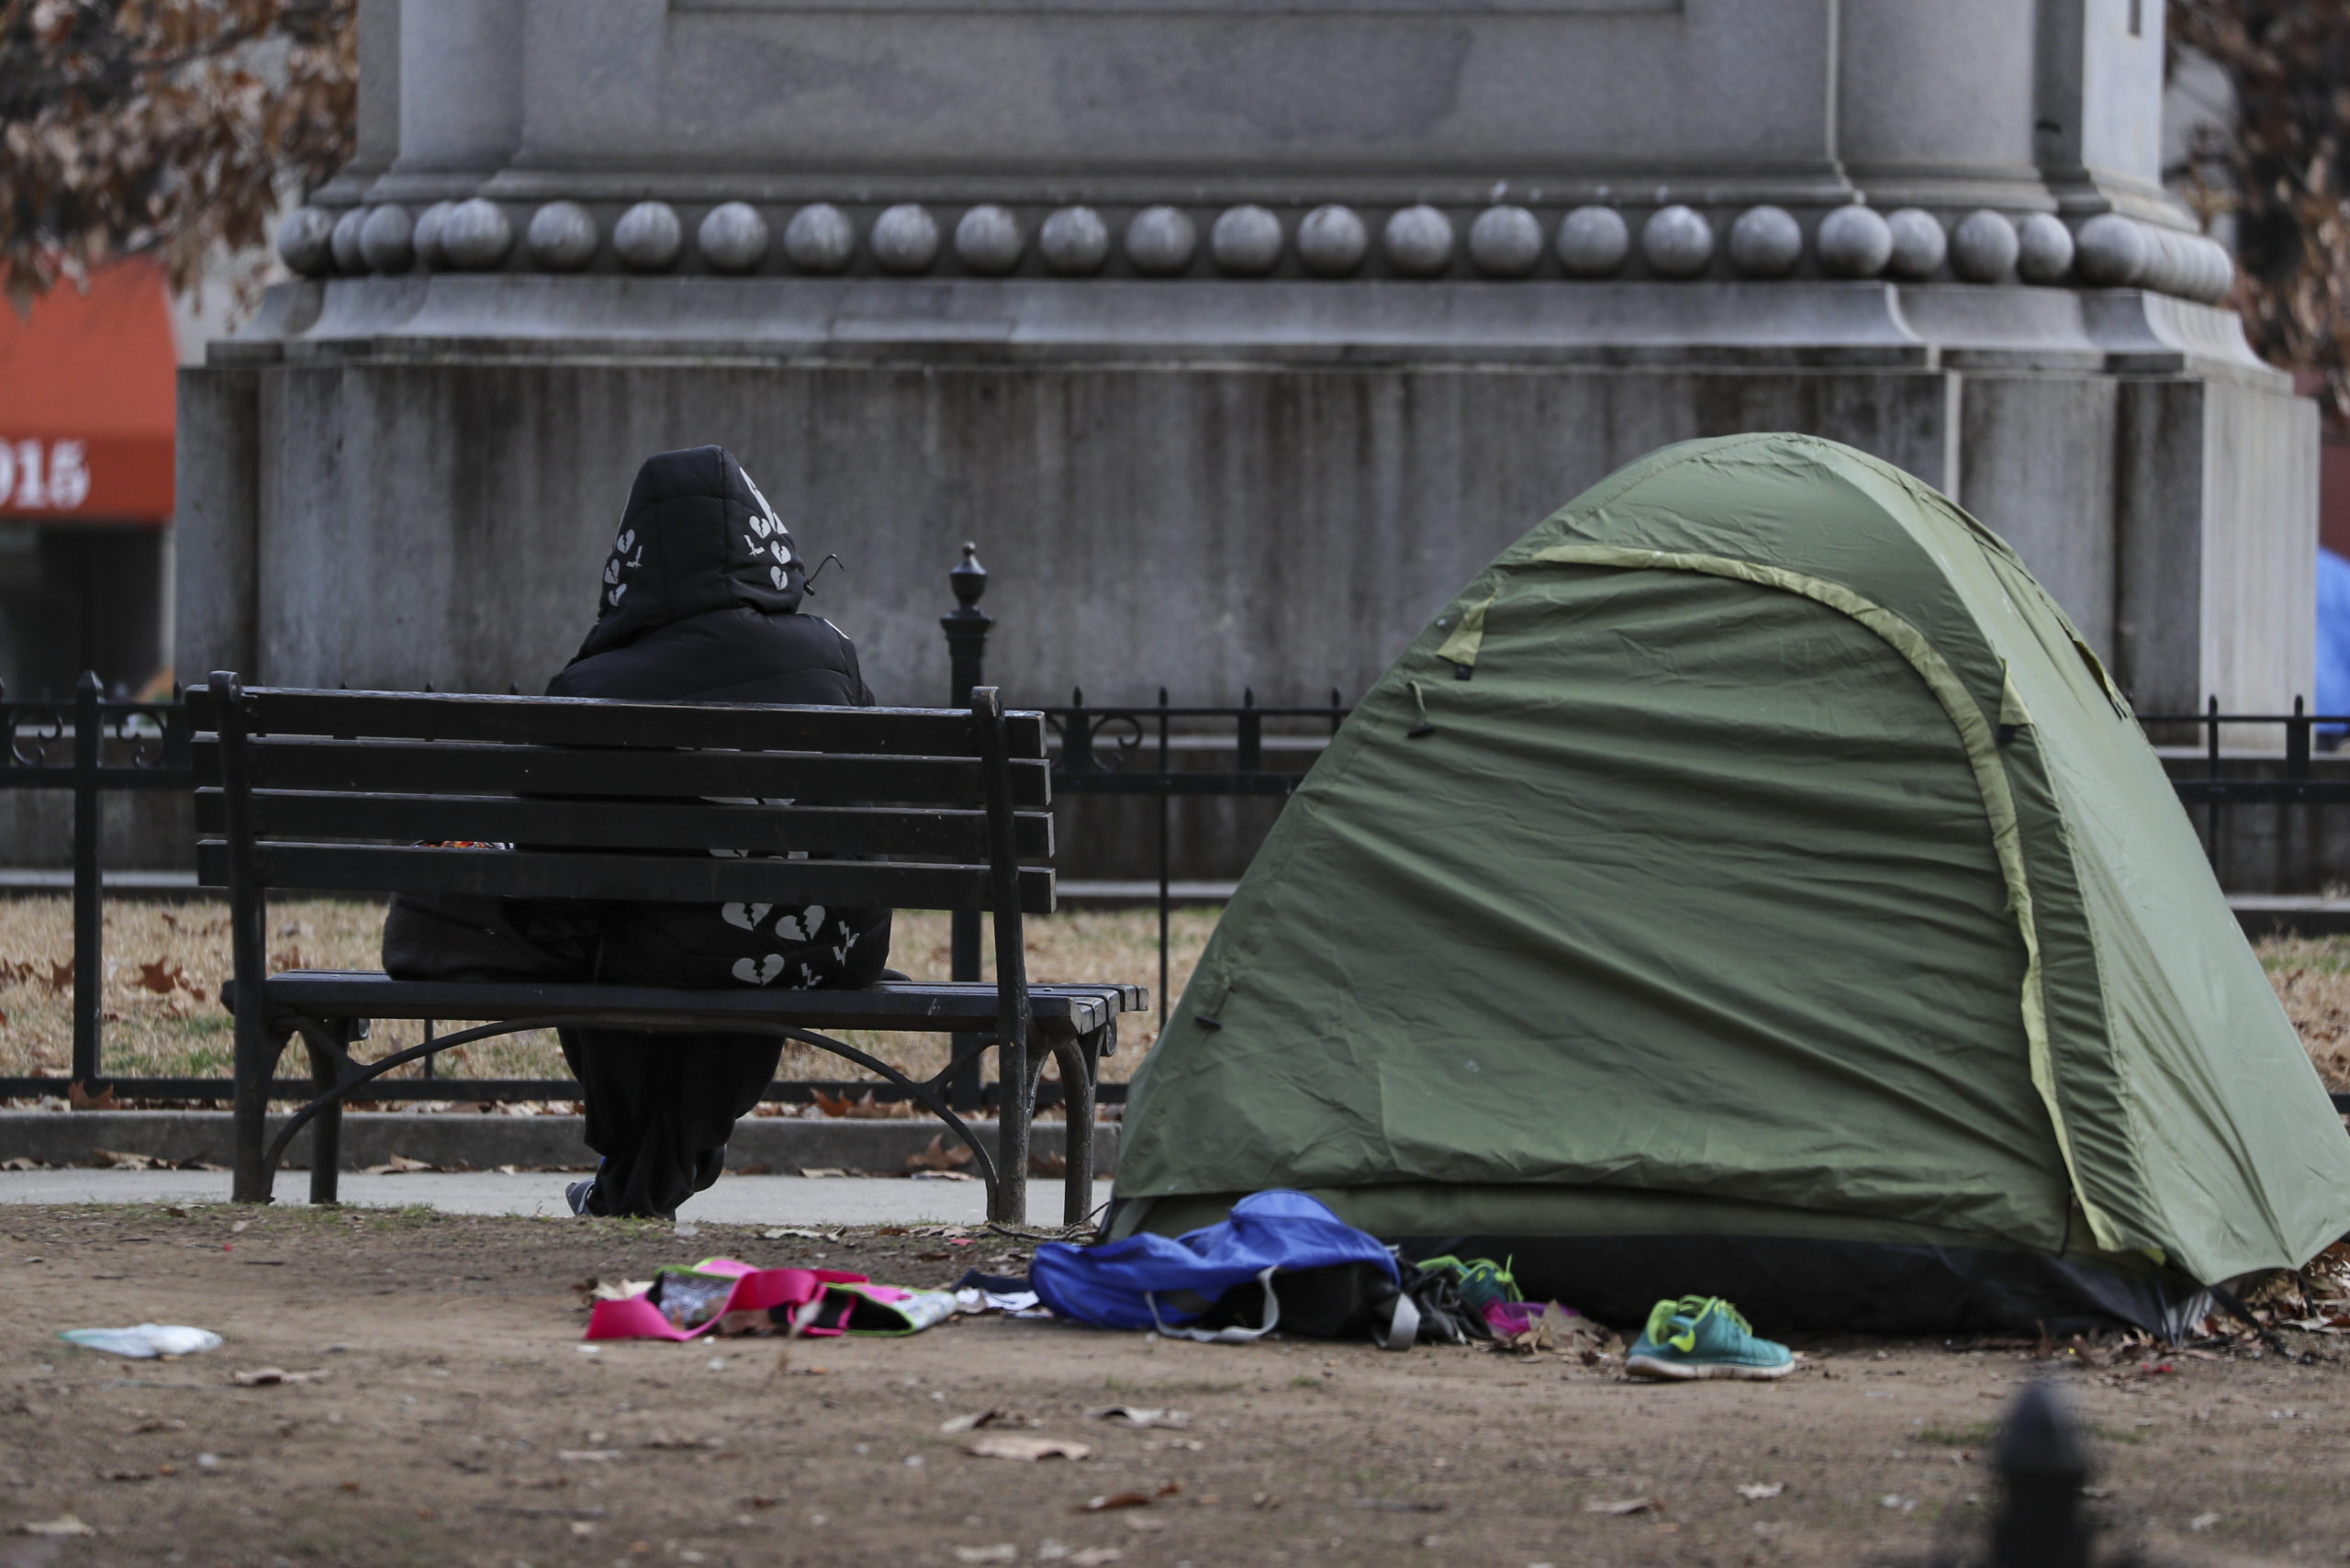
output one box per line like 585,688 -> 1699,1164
721,902 -> 867,987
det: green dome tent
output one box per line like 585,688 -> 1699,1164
1112,433 -> 2350,1335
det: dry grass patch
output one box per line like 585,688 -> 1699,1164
0,898 -> 1217,1094
2255,936 -> 2350,1092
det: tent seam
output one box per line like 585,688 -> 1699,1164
1524,542 -> 2125,1254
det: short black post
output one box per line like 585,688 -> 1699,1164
941,544 -> 992,1114
71,671 -> 104,1096
1990,1380 -> 2093,1568
2289,694 -> 2311,782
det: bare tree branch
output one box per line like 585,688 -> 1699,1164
0,0 -> 354,311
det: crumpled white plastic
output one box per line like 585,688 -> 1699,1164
59,1324 -> 224,1359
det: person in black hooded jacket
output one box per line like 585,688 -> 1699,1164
382,445 -> 891,1218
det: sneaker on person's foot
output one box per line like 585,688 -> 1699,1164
1626,1295 -> 1793,1381
565,1175 -> 598,1216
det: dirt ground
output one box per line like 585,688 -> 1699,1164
0,1206 -> 2342,1568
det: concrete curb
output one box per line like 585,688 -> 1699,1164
0,1111 -> 1117,1175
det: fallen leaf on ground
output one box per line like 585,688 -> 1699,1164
139,960 -> 188,994
231,1367 -> 329,1386
941,1410 -> 1038,1434
1585,1497 -> 1661,1516
965,1435 -> 1091,1462
907,1134 -> 975,1172
17,1515 -> 96,1536
1737,1483 -> 1784,1501
952,1547 -> 1017,1563
43,960 -> 73,992
796,1168 -> 848,1180
1088,1406 -> 1189,1429
2189,1512 -> 2220,1532
1082,1482 -> 1181,1512
761,1226 -> 841,1240
1121,1516 -> 1166,1534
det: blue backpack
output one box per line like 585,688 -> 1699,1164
1031,1190 -> 1418,1349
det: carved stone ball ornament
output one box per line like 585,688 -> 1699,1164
1210,205 -> 1285,276
2016,212 -> 2076,285
526,201 -> 599,272
1640,205 -> 1715,278
1885,208 -> 1948,281
1951,208 -> 2020,283
698,201 -> 772,274
413,200 -> 455,269
1125,206 -> 1199,275
439,197 -> 515,272
1296,205 -> 1369,277
783,204 -> 855,274
1467,205 -> 1543,278
1382,205 -> 1456,278
1727,206 -> 1802,279
1556,206 -> 1630,276
330,206 -> 369,274
278,206 -> 337,276
954,204 -> 1027,274
613,201 -> 685,273
1039,207 -> 1112,275
1815,205 -> 1895,279
870,203 -> 942,274
358,204 -> 414,274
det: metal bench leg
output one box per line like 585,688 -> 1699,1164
991,1023 -> 1037,1226
1049,1023 -> 1106,1227
230,1021 -> 290,1204
296,1020 -> 359,1206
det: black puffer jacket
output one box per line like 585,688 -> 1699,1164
382,446 -> 891,989
555,446 -> 890,990
553,444 -> 872,709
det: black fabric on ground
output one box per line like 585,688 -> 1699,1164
1388,1233 -> 2212,1338
379,444 -> 893,1218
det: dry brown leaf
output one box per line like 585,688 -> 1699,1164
964,1435 -> 1091,1462
69,1081 -> 119,1112
1081,1481 -> 1181,1512
906,1134 -> 975,1172
230,1367 -> 328,1386
43,960 -> 73,993
1087,1406 -> 1188,1429
1585,1496 -> 1662,1516
138,960 -> 186,994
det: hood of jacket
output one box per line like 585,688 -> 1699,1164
573,445 -> 806,661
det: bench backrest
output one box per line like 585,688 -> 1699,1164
187,678 -> 1055,916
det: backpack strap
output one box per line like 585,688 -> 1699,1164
1148,1266 -> 1281,1344
1378,1288 -> 1419,1351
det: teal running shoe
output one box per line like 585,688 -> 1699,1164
1625,1296 -> 1794,1381
1413,1254 -> 1521,1315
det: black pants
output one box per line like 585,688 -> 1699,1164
558,1026 -> 780,1219
384,891 -> 890,1220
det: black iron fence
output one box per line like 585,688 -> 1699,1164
8,564 -> 2350,1116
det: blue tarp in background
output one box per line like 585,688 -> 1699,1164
2321,548 -> 2350,732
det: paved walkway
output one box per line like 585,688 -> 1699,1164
0,1169 -> 1112,1226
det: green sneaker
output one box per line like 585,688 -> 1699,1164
1626,1296 -> 1794,1381
1413,1254 -> 1521,1315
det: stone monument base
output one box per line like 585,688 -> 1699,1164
178,275 -> 2311,724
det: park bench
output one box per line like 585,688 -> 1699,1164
187,674 -> 1144,1226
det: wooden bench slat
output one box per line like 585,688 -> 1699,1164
255,970 -> 1146,1034
194,790 -> 1053,861
185,687 -> 1048,759
196,842 -> 1057,913
193,736 -> 1053,808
